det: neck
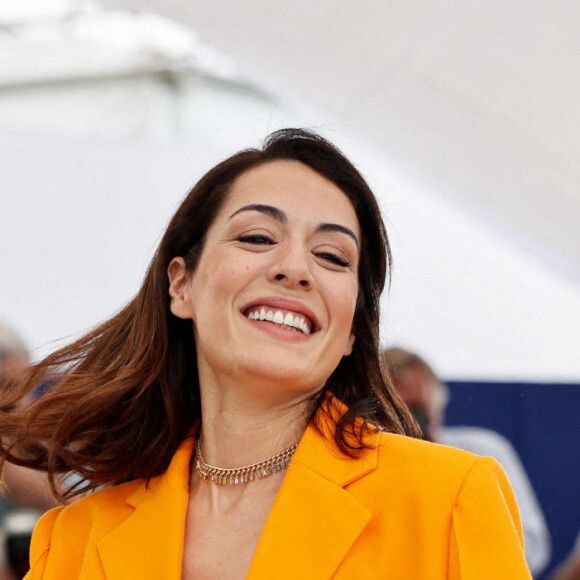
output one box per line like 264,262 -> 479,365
198,386 -> 311,470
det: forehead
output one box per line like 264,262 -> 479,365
219,160 -> 360,232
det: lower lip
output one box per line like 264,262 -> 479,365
243,317 -> 313,342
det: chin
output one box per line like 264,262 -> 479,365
236,364 -> 326,397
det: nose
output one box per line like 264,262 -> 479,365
267,243 -> 313,290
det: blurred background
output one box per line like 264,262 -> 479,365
0,1 -> 578,578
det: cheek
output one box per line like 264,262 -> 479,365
329,279 -> 358,325
343,278 -> 359,310
195,252 -> 238,287
191,253 -> 258,309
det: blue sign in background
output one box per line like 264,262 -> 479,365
446,382 -> 580,580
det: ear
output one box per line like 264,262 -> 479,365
167,257 -> 195,320
343,332 -> 355,356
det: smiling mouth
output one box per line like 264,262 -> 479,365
243,306 -> 313,335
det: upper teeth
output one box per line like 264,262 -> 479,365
247,308 -> 311,334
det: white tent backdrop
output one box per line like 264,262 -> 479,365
100,0 -> 580,284
1,1 -> 579,382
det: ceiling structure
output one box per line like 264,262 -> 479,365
101,0 -> 580,284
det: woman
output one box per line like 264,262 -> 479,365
1,129 -> 530,579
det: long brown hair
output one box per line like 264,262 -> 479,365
0,128 -> 419,500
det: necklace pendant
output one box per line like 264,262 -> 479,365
194,439 -> 299,485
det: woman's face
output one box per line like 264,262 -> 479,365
169,160 -> 360,403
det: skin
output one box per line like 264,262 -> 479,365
2,463 -> 60,513
550,552 -> 580,580
168,160 -> 361,579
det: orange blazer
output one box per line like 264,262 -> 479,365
25,408 -> 531,579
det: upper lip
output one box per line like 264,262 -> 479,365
241,296 -> 320,331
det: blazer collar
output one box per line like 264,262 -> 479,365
97,397 -> 379,580
247,397 -> 380,579
96,435 -> 195,580
293,395 -> 380,485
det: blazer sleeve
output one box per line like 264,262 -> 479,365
24,506 -> 65,580
448,456 -> 532,579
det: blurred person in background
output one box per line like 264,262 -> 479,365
0,321 -> 29,392
0,321 -> 59,580
0,321 -> 58,513
550,531 -> 580,580
383,346 -> 551,577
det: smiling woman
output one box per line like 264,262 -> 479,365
0,129 -> 531,579
168,161 -> 361,412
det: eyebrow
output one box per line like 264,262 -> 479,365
316,223 -> 359,248
229,203 -> 359,247
229,204 -> 287,223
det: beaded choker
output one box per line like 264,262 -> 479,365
194,439 -> 298,485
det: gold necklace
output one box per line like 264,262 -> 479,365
195,439 -> 298,485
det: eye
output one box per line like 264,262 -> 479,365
314,251 -> 351,268
236,234 -> 275,245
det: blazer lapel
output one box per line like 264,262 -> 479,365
247,403 -> 379,579
96,436 -> 195,580
95,399 -> 377,580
